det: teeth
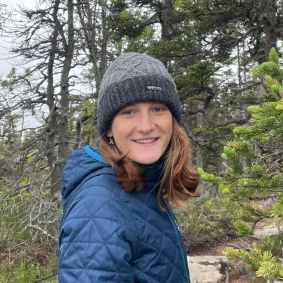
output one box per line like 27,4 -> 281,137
135,138 -> 156,144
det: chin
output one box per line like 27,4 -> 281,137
133,156 -> 160,165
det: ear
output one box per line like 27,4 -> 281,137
106,128 -> 113,137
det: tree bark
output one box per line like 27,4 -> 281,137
57,0 -> 74,176
159,0 -> 175,41
263,0 -> 278,59
45,0 -> 62,195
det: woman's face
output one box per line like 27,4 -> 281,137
107,102 -> 173,164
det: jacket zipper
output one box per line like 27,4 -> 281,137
167,210 -> 190,283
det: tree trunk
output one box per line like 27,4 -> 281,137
263,0 -> 278,60
45,0 -> 62,195
196,101 -> 204,168
159,0 -> 175,41
58,0 -> 74,175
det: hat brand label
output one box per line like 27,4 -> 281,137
147,86 -> 162,91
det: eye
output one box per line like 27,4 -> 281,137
121,109 -> 134,115
153,106 -> 165,112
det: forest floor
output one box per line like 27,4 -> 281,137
187,234 -> 258,282
183,196 -> 278,283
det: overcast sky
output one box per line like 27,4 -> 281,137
2,0 -> 35,8
0,0 -> 41,129
0,0 -> 36,76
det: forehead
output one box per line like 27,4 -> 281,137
120,102 -> 167,108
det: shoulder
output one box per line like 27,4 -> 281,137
60,176 -> 141,251
63,173 -> 133,225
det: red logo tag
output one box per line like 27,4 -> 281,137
147,86 -> 162,91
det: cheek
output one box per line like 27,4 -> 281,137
169,124 -> 174,140
110,125 -> 129,151
166,132 -> 172,147
166,120 -> 173,137
163,123 -> 173,147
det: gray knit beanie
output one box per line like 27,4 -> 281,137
97,52 -> 182,135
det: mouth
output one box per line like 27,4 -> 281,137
134,138 -> 158,144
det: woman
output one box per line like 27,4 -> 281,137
58,52 -> 199,282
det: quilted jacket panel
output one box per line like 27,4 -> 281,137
58,146 -> 191,283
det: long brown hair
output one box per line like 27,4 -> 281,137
99,119 -> 199,209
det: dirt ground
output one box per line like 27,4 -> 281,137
186,234 -> 260,283
183,196 -> 279,283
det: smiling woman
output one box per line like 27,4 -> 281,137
58,52 -> 200,283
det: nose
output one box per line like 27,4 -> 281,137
137,113 -> 155,134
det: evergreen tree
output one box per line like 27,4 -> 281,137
198,47 -> 283,281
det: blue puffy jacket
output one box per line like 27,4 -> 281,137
58,146 -> 191,283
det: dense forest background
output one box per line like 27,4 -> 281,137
0,0 -> 283,282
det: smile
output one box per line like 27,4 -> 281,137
134,138 -> 158,144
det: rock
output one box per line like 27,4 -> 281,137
253,218 -> 283,239
186,217 -> 283,283
188,255 -> 226,283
